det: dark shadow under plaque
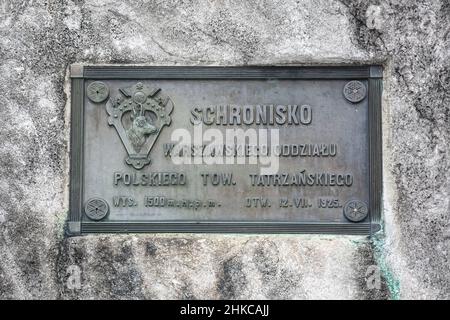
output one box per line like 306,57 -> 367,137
68,65 -> 383,236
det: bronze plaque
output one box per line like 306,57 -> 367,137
68,66 -> 382,235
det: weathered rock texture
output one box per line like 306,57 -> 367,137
0,0 -> 448,299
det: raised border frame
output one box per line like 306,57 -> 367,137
67,65 -> 383,236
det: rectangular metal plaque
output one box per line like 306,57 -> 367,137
68,66 -> 382,235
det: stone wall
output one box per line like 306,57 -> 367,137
0,0 -> 448,299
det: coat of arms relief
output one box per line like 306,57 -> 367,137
89,81 -> 174,170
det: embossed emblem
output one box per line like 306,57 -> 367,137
343,80 -> 366,103
84,198 -> 109,221
343,200 -> 369,222
106,82 -> 174,169
87,81 -> 109,103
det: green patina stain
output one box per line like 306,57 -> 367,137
372,229 -> 400,300
348,230 -> 400,299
